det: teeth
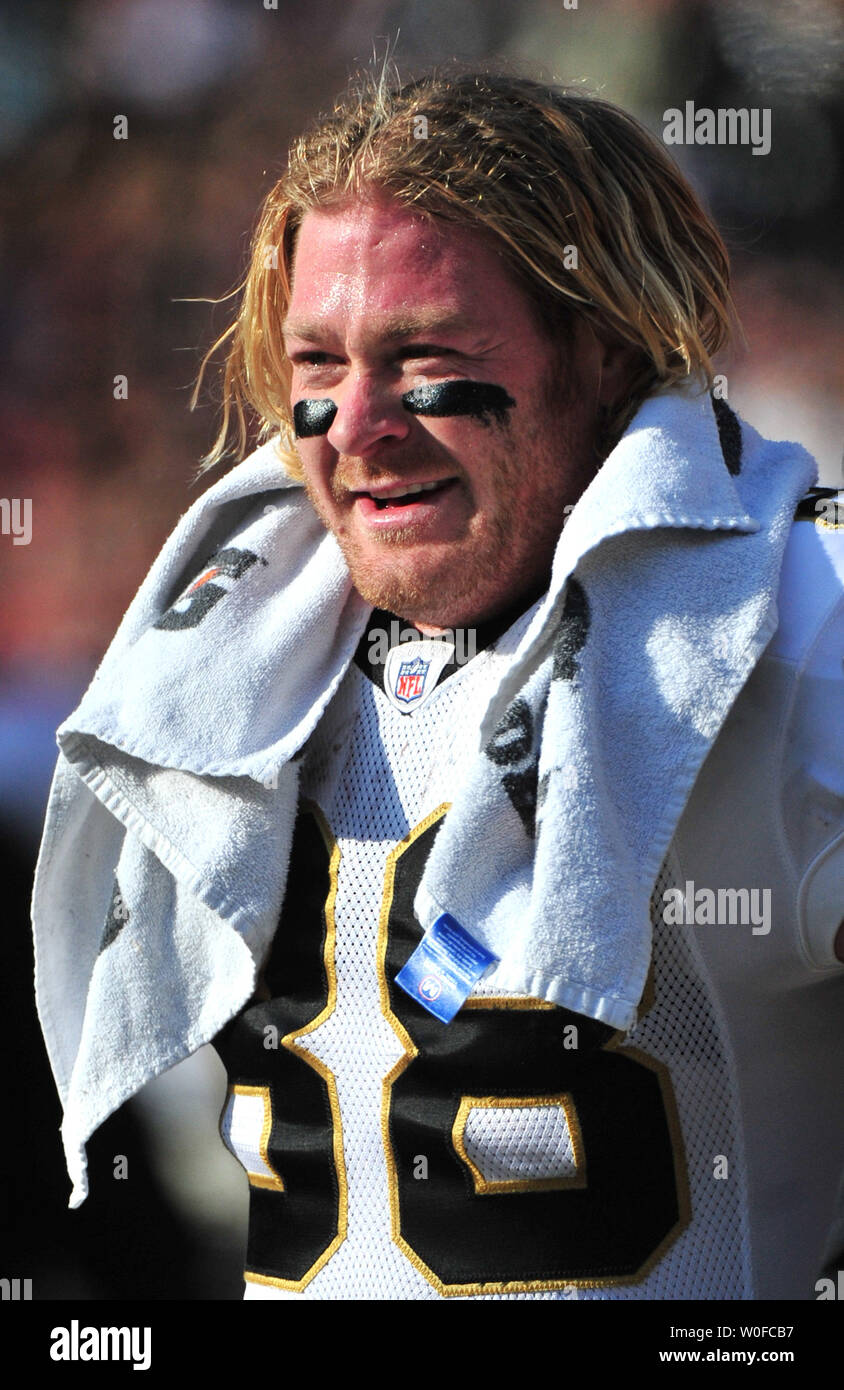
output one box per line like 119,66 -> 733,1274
372,480 -> 445,500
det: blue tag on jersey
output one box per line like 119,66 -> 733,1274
395,913 -> 499,1023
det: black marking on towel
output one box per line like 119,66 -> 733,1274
155,547 -> 262,631
552,577 -> 590,682
485,697 -> 538,839
712,396 -> 742,476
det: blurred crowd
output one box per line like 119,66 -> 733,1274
1,0 -> 841,1298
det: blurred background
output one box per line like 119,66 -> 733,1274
1,0 -> 841,1298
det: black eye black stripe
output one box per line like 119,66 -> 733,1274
401,381 -> 515,425
292,381 -> 516,437
293,399 -> 338,437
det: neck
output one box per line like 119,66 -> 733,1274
398,572 -> 552,644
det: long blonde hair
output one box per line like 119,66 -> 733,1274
195,65 -> 735,476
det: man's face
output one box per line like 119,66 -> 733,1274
283,196 -> 608,631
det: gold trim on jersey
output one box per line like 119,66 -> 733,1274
463,994 -> 556,1010
452,1093 -> 587,1195
244,800 -> 349,1293
222,1083 -> 285,1192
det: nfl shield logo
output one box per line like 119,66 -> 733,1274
394,655 -> 430,706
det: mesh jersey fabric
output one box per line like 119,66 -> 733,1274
215,602 -> 754,1300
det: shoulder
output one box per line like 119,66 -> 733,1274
766,486 -> 844,667
763,487 -> 844,970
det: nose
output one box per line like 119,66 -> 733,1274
325,373 -> 412,458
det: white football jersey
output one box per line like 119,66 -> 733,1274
214,494 -> 844,1300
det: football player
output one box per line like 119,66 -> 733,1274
33,68 -> 844,1300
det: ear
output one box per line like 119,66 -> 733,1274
583,323 -> 642,408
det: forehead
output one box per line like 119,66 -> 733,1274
284,196 -> 531,344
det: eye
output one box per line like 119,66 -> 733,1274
291,351 -> 335,366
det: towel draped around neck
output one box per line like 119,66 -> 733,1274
32,383 -> 816,1203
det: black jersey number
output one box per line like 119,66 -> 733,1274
216,804 -> 688,1294
381,809 -> 688,1294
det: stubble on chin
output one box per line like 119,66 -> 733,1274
337,508 -> 514,628
300,475 -> 420,615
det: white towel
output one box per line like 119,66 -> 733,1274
31,382 -> 816,1204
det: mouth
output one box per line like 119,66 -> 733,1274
352,477 -> 459,517
369,478 -> 456,511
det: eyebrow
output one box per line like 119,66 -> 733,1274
281,310 -> 473,347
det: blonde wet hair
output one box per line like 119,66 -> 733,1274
196,65 -> 735,476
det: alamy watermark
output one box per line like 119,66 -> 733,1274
368,619 -> 477,665
50,1320 -> 151,1371
1,498 -> 32,545
1,1277 -> 32,1300
663,102 -> 771,156
816,1270 -> 844,1299
813,494 -> 843,529
662,879 -> 771,935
